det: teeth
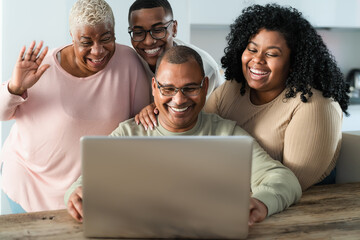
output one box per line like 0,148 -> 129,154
250,68 -> 268,75
170,106 -> 189,112
145,48 -> 160,54
91,57 -> 105,63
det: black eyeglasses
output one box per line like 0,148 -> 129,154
128,20 -> 174,42
154,76 -> 205,97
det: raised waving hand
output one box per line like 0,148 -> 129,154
8,41 -> 50,96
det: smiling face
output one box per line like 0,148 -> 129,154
129,7 -> 177,72
153,58 -> 208,132
242,29 -> 291,104
71,23 -> 115,77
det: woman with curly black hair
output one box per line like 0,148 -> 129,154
204,4 -> 350,190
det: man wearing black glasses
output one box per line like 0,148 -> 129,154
65,46 -> 302,226
127,0 -> 224,101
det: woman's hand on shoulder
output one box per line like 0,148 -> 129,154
8,41 -> 50,96
134,102 -> 158,130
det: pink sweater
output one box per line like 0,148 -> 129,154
0,43 -> 151,212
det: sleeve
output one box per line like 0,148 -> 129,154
233,126 -> 302,216
282,98 -> 343,190
64,175 -> 83,206
129,51 -> 151,118
109,122 -> 126,137
203,81 -> 226,115
0,81 -> 27,120
204,62 -> 225,99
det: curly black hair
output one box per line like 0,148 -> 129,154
221,4 -> 350,115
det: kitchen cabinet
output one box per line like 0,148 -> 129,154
188,0 -> 360,29
286,0 -> 360,29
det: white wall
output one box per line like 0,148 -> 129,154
190,24 -> 229,66
188,0 -> 360,28
343,105 -> 360,131
317,29 -> 360,78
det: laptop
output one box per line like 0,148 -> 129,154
81,136 -> 253,239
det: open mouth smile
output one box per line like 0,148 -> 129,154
250,68 -> 270,75
249,67 -> 270,80
144,47 -> 161,56
169,106 -> 189,112
87,56 -> 107,67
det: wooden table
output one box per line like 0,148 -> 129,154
1,182 -> 359,239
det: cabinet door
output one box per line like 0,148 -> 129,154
188,0 -> 360,28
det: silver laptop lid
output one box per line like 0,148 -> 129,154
82,136 -> 253,239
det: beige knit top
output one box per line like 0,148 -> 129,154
204,80 -> 343,190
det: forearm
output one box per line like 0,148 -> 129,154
251,169 -> 302,216
0,81 -> 26,120
64,175 -> 83,206
251,141 -> 302,216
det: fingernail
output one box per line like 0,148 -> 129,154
144,126 -> 148,131
150,126 -> 153,131
153,121 -> 157,127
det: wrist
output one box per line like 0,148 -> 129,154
8,82 -> 25,96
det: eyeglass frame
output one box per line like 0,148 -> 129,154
154,76 -> 205,97
128,20 -> 174,42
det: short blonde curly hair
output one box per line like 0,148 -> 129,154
69,0 -> 115,34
